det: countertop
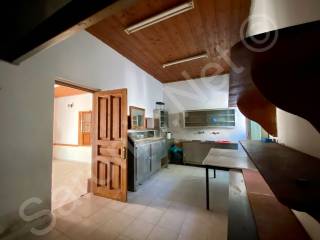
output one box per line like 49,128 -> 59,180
132,137 -> 166,144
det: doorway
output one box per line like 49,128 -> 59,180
52,81 -> 129,210
52,81 -> 95,210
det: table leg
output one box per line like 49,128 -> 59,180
206,166 -> 210,210
214,169 -> 216,178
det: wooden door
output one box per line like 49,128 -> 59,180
92,89 -> 128,201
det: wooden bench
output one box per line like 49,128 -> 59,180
228,170 -> 258,240
242,169 -> 310,240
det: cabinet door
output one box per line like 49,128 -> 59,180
161,140 -> 167,159
151,141 -> 161,173
136,144 -> 151,184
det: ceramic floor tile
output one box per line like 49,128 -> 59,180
63,216 -> 101,240
207,214 -> 228,240
54,211 -> 85,234
121,203 -> 146,218
107,200 -> 129,211
71,197 -> 101,218
51,165 -> 228,240
121,219 -> 155,240
116,235 -> 132,240
148,198 -> 171,211
83,212 -> 134,240
55,234 -> 71,240
177,232 -> 206,240
90,206 -> 119,224
137,207 -> 164,224
52,160 -> 91,210
86,225 -> 119,240
147,226 -> 179,240
129,195 -> 153,206
82,193 -> 113,207
103,212 -> 135,234
186,207 -> 213,225
157,210 -> 185,233
22,228 -> 64,240
180,218 -> 210,240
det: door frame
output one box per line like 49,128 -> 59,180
52,79 -> 99,209
53,79 -> 98,146
52,80 -> 129,204
55,79 -> 101,93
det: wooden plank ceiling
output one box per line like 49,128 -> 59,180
87,0 -> 251,83
54,85 -> 88,98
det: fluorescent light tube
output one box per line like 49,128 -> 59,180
125,1 -> 194,34
162,53 -> 208,68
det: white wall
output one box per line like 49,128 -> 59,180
53,93 -> 93,163
53,93 -> 92,145
0,30 -> 163,237
248,0 -> 320,35
163,75 -> 247,142
53,146 -> 92,163
277,109 -> 320,158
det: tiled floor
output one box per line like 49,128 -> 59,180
25,165 -> 229,240
52,159 -> 91,210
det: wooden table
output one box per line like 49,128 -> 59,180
202,148 -> 256,210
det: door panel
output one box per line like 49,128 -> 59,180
111,96 -> 121,140
151,142 -> 161,174
92,89 -> 127,201
136,143 -> 151,184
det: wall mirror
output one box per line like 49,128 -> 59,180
130,106 -> 145,129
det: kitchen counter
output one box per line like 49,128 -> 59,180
128,134 -> 168,192
133,137 -> 166,144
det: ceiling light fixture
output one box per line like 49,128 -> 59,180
162,53 -> 209,68
124,1 -> 194,34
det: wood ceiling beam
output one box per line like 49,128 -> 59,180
0,0 -> 138,64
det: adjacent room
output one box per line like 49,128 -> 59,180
0,0 -> 320,240
52,83 -> 93,210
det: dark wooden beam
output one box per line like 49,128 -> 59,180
0,0 -> 135,64
237,89 -> 277,136
229,36 -> 277,136
230,20 -> 320,133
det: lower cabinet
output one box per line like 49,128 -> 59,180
132,139 -> 166,190
151,141 -> 161,174
136,143 -> 151,185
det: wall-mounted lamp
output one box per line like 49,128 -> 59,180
67,103 -> 74,108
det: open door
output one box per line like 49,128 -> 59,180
92,88 -> 128,201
